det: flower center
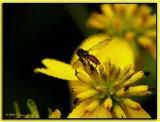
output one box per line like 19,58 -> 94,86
96,81 -> 120,104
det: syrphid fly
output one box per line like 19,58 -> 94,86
73,39 -> 111,69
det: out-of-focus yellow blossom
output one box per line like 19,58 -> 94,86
87,4 -> 156,59
35,35 -> 151,118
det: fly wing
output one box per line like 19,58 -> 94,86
72,59 -> 82,69
88,39 -> 111,52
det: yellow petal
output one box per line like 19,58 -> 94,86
87,12 -> 107,29
116,87 -> 126,97
109,64 -> 117,81
97,106 -> 112,118
114,4 -> 127,16
145,30 -> 156,39
139,4 -> 151,16
68,100 -> 91,118
126,85 -> 151,96
137,36 -> 156,59
86,106 -> 112,118
125,4 -> 138,17
82,111 -> 95,118
125,31 -> 135,41
75,70 -> 93,85
121,98 -> 140,110
73,85 -> 91,94
112,65 -> 121,80
118,64 -> 132,80
49,109 -> 61,118
103,59 -> 111,81
134,17 -> 144,29
99,64 -> 108,81
76,90 -> 97,100
104,98 -> 112,111
121,70 -> 134,82
82,105 -> 112,118
85,100 -> 99,111
113,104 -> 126,118
145,14 -> 156,28
113,17 -> 123,31
35,58 -> 78,81
138,36 -> 155,49
125,106 -> 151,118
100,4 -> 114,18
123,71 -> 144,87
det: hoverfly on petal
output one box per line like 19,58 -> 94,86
73,39 -> 111,69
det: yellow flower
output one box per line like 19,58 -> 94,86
35,35 -> 151,118
87,4 -> 156,59
68,59 -> 151,118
